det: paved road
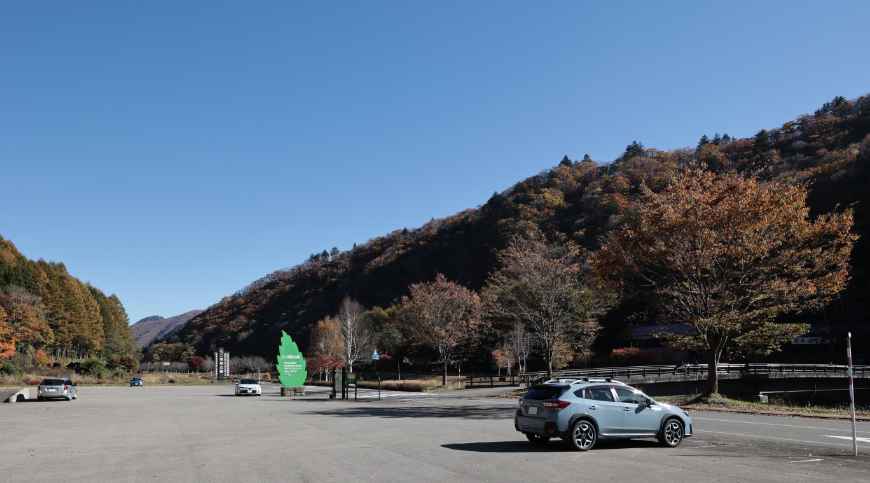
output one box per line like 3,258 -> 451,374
1,384 -> 869,482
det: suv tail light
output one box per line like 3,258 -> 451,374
542,400 -> 570,410
64,385 -> 69,391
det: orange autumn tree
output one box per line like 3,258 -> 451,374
400,274 -> 483,386
308,316 -> 345,379
594,170 -> 855,395
0,305 -> 15,360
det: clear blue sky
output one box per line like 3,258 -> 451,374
2,1 -> 869,323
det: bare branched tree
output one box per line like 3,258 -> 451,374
483,230 -> 608,377
337,297 -> 373,373
507,321 -> 531,375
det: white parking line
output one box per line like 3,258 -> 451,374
825,435 -> 870,444
695,429 -> 870,448
789,458 -> 823,463
694,416 -> 870,434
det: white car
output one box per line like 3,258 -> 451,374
235,378 -> 262,396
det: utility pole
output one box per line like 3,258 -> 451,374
847,331 -> 857,457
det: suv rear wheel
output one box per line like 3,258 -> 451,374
568,419 -> 597,451
658,418 -> 684,447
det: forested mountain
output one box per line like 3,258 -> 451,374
171,94 -> 870,362
131,310 -> 203,348
0,237 -> 137,368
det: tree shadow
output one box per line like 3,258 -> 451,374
305,405 -> 514,420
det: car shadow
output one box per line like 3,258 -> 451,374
442,441 -> 558,453
443,439 -> 664,453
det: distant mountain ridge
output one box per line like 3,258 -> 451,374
131,310 -> 202,348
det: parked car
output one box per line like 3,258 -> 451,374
235,378 -> 262,396
37,378 -> 78,401
130,377 -> 144,387
515,378 -> 692,451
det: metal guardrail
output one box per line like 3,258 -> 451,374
519,363 -> 870,386
464,374 -> 520,388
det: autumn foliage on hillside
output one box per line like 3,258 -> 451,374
0,237 -> 136,371
171,94 -> 870,365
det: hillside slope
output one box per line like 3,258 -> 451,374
131,310 -> 203,348
172,94 -> 870,361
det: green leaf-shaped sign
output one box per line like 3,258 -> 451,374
276,331 -> 307,388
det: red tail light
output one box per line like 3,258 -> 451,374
64,385 -> 69,391
542,400 -> 570,410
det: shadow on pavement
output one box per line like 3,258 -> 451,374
442,439 -> 663,453
442,441 -> 557,453
305,405 -> 514,420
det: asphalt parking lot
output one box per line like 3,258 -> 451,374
1,384 -> 869,482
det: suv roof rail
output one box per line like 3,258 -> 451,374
543,378 -> 583,385
577,377 -> 627,385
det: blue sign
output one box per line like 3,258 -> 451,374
371,350 -> 380,361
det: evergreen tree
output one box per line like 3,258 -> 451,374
624,141 -> 644,158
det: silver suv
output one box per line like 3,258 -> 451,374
515,378 -> 692,450
37,378 -> 78,401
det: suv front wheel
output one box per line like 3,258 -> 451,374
567,419 -> 597,451
658,418 -> 684,447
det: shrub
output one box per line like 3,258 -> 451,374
0,360 -> 20,375
610,347 -> 641,363
79,358 -> 108,377
108,354 -> 138,372
34,349 -> 50,367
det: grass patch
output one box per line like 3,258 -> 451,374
307,376 -> 466,392
356,377 -> 465,392
657,393 -> 870,420
0,372 -> 214,387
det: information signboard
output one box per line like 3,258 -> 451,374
214,348 -> 230,379
276,331 -> 307,388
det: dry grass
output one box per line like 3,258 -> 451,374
356,377 -> 465,392
658,393 -> 870,420
306,376 -> 466,392
0,372 -> 214,387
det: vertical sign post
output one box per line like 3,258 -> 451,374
847,332 -> 858,456
372,350 -> 381,400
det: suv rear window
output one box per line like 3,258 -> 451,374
239,379 -> 258,384
525,385 -> 567,400
41,379 -> 66,386
584,386 -> 616,402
